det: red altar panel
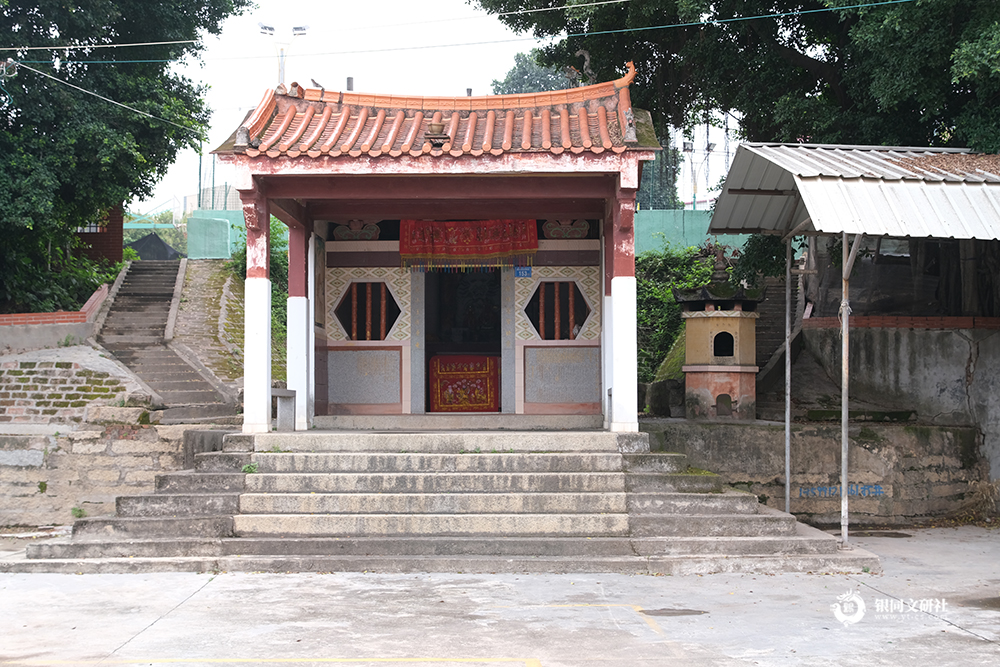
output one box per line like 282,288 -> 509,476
429,355 -> 500,412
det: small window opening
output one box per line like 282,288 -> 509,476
713,331 -> 735,357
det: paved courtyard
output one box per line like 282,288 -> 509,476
0,526 -> 997,666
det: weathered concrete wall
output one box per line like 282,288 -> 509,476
641,420 -> 986,525
0,421 -> 192,526
803,327 -> 1000,482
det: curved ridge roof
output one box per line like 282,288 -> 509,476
216,62 -> 659,160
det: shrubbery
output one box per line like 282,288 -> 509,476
636,243 -> 713,382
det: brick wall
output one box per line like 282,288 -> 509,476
77,205 -> 124,263
0,362 -> 126,425
0,284 -> 108,328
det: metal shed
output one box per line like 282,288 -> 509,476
709,143 -> 1000,547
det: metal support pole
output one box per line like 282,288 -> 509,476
785,237 -> 792,513
840,232 -> 852,549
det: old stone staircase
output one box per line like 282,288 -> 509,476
98,260 -> 237,423
13,428 -> 879,574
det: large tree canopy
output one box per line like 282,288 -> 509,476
0,0 -> 250,312
474,0 -> 1000,150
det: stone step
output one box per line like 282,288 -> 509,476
251,431 -> 645,454
116,493 -> 241,517
100,334 -> 164,345
313,414 -> 604,431
155,472 -> 245,493
26,538 -> 226,560
627,490 -> 761,515
233,512 -> 630,537
71,516 -> 233,541
195,452 -> 251,472
239,492 -> 627,515
0,551 -> 882,576
622,453 -> 688,473
243,471 -> 626,494
159,404 -> 241,424
633,523 -> 844,556
127,371 -> 209,383
157,389 -> 226,404
626,472 -> 724,493
629,512 -> 797,538
26,536 -> 636,560
153,379 -> 220,391
251,452 -> 625,474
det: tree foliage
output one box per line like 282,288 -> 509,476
491,49 -> 571,94
474,0 -> 1000,150
635,243 -> 713,382
0,0 -> 251,312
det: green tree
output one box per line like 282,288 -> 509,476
491,49 -> 571,94
0,0 -> 251,313
474,0 -> 1000,150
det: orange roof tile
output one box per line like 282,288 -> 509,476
224,62 -> 656,159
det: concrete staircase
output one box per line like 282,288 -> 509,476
98,261 -> 237,422
10,431 -> 879,574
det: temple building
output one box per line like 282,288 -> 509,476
214,63 -> 659,433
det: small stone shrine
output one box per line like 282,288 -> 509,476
675,250 -> 762,420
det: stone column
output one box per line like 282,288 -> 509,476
287,223 -> 310,430
239,186 -> 272,434
603,186 -> 638,432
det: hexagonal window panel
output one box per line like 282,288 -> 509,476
524,281 -> 591,340
335,282 -> 401,340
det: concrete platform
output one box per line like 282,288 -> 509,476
0,526 -> 995,665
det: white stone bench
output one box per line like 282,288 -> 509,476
271,388 -> 296,432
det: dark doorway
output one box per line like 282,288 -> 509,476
424,270 -> 503,411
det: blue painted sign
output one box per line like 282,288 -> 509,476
798,484 -> 885,498
515,267 -> 532,278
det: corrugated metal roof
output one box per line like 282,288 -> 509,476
709,143 -> 1000,240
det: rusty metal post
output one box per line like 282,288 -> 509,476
785,237 -> 792,514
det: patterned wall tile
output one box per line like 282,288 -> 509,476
514,265 -> 601,341
326,267 -> 411,341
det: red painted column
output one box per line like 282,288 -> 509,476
287,224 -> 308,298
240,188 -> 271,279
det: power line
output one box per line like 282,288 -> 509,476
0,3 -> 628,54
212,0 -> 917,60
0,39 -> 197,52
14,62 -> 202,136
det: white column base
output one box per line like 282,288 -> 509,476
242,278 -> 272,434
609,276 -> 638,432
287,296 -> 309,431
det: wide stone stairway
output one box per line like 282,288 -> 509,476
12,425 -> 879,574
99,260 -> 237,422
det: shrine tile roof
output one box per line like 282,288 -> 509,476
216,62 -> 660,159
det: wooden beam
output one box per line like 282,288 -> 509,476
308,199 -> 606,220
262,175 -> 617,201
270,198 -> 311,230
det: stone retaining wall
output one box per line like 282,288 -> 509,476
0,361 -> 127,425
641,420 -> 987,525
0,422 -> 190,526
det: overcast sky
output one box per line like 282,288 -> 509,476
136,0 -> 545,214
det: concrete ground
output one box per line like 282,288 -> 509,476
0,526 -> 997,666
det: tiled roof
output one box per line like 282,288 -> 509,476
219,62 -> 658,159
